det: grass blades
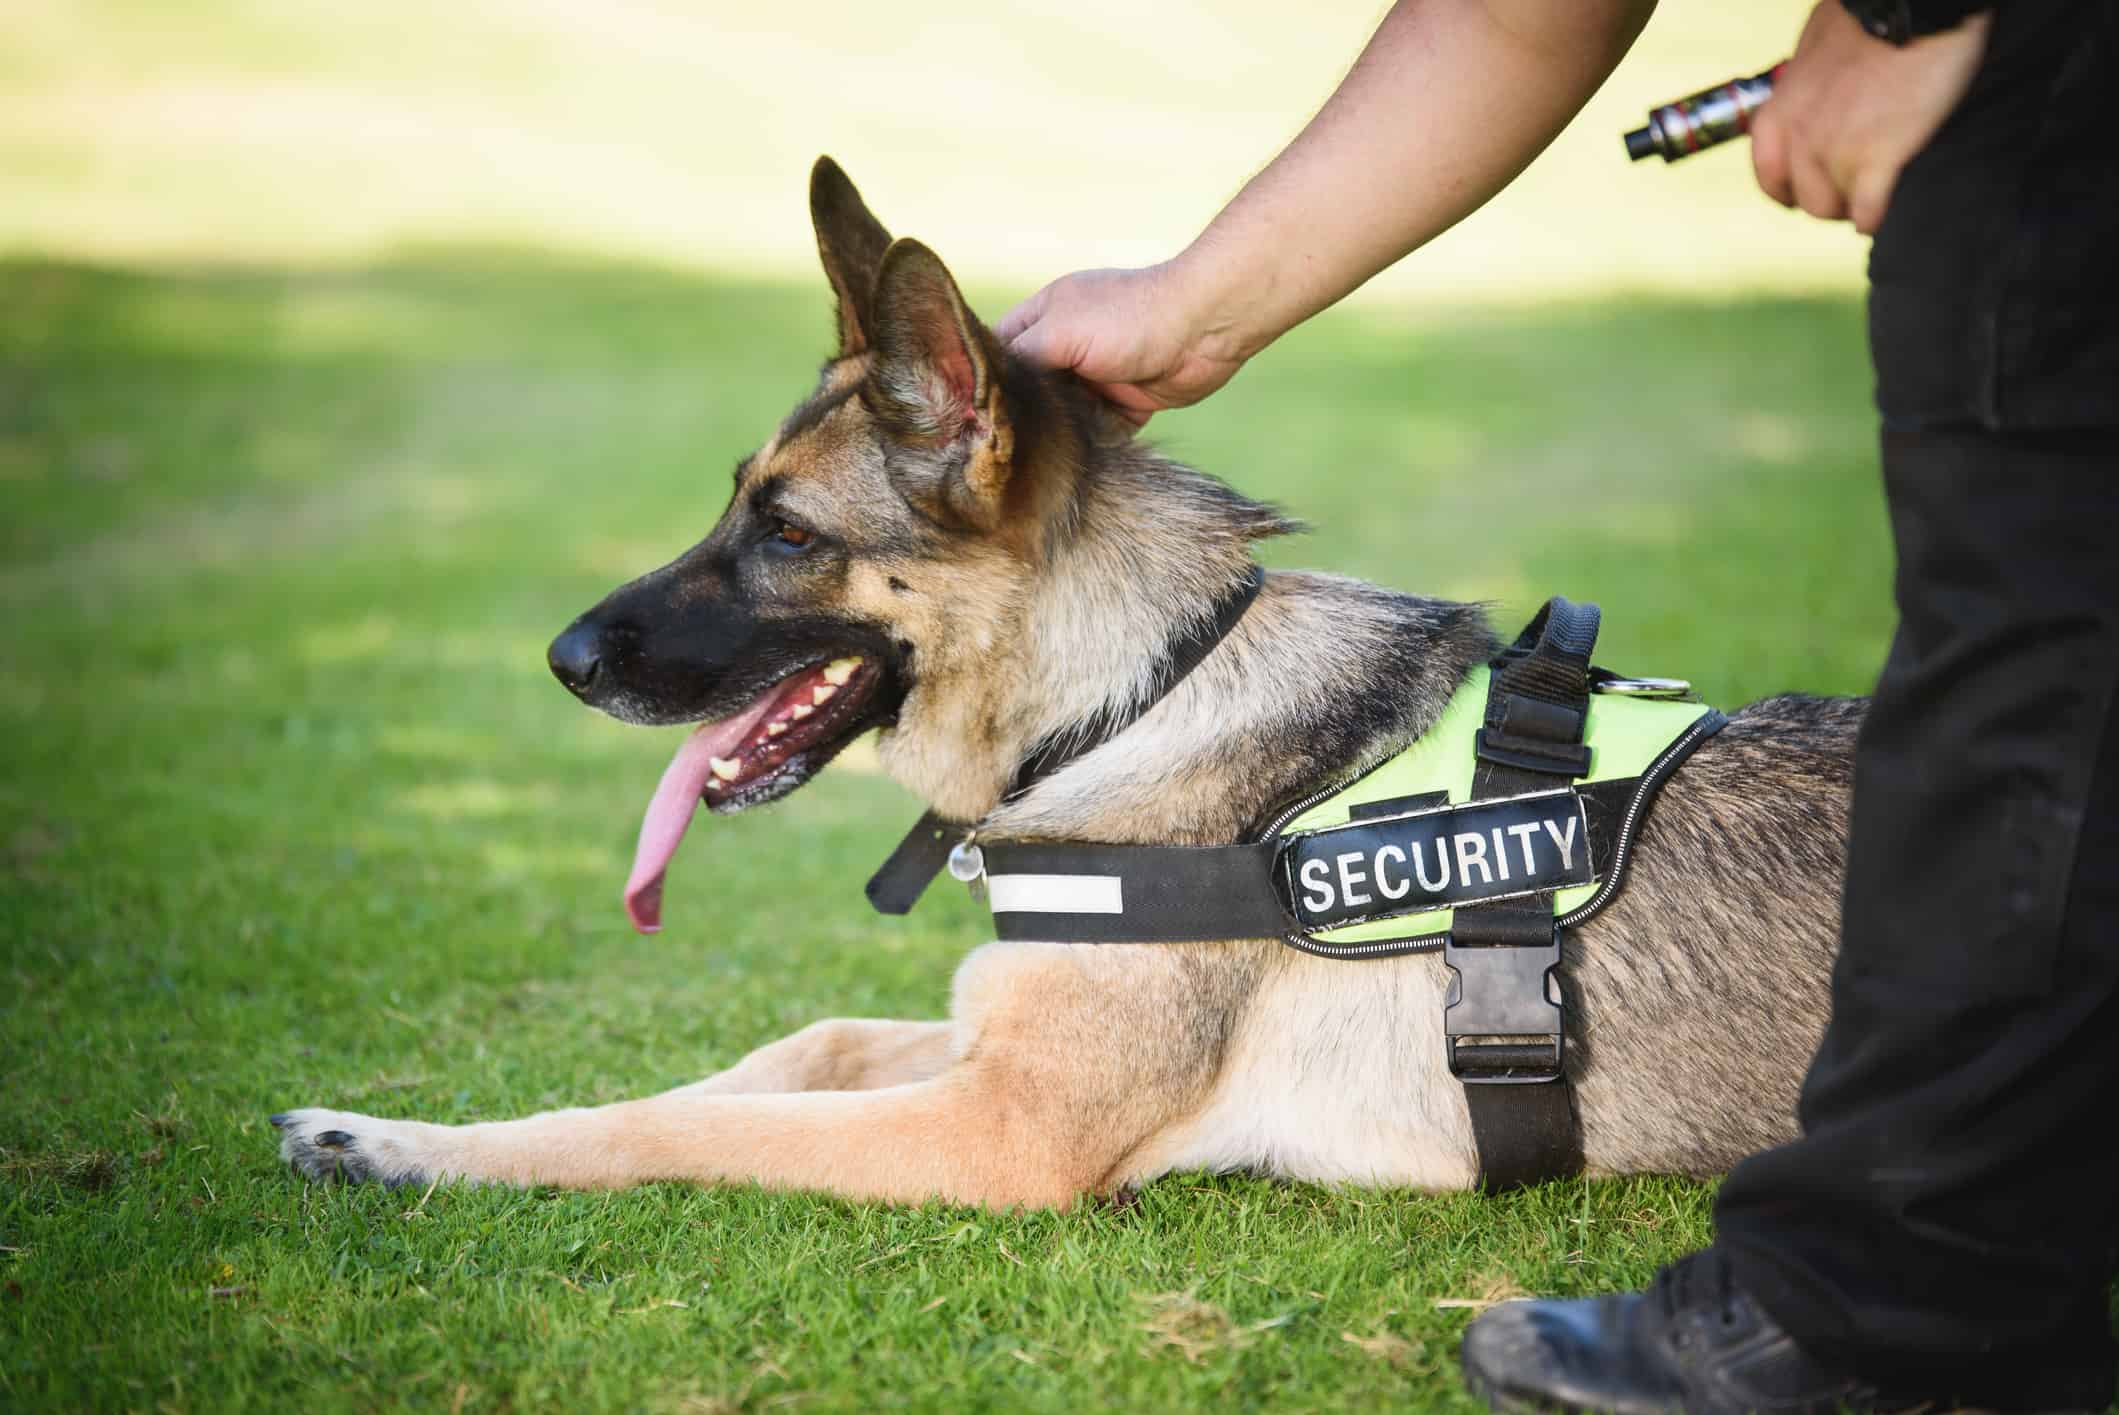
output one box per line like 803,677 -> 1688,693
3,253 -> 1894,1410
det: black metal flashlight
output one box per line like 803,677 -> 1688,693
1624,64 -> 1785,163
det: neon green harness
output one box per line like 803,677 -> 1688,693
1282,666 -> 1718,945
961,593 -> 1722,1191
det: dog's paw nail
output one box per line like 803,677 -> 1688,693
269,1112 -> 290,1129
275,1110 -> 429,1189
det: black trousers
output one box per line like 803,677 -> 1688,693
1713,2 -> 2119,1407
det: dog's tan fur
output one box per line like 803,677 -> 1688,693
275,161 -> 1856,1205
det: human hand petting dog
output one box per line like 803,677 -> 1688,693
1751,1 -> 1989,234
993,264 -> 1249,427
998,0 -> 1989,421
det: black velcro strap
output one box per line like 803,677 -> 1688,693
980,839 -> 1285,943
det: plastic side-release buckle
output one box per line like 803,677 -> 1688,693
1443,926 -> 1565,1084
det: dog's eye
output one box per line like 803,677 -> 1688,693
769,519 -> 816,552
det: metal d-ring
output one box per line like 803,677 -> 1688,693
1592,676 -> 1695,700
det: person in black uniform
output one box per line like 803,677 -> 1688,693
997,0 -> 2119,1407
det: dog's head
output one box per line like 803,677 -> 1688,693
551,158 -> 1121,930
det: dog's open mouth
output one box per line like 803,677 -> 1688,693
623,654 -> 888,933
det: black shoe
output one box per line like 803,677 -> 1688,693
1458,1248 -> 2047,1415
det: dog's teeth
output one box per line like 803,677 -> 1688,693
812,684 -> 836,705
791,703 -> 814,720
823,657 -> 860,686
766,721 -> 787,737
709,757 -> 741,782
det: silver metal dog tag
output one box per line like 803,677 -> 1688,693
947,840 -> 987,904
946,840 -> 985,881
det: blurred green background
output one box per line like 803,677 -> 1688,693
2,3 -> 1902,1412
5,0 -> 1857,296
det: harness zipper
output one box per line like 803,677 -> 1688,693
1280,932 -> 1444,960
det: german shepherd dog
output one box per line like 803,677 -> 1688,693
273,160 -> 1861,1205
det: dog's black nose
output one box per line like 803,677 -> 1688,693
548,621 -> 604,698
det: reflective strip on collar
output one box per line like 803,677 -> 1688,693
988,873 -> 1125,915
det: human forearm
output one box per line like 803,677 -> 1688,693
995,0 -> 1656,421
1170,0 -> 1656,362
1000,0 -> 1988,425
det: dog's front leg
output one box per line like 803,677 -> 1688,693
275,944 -> 1245,1204
273,1062 -> 1109,1208
671,1018 -> 957,1096
269,1020 -> 954,1188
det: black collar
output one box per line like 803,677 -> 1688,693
865,563 -> 1267,915
1006,562 -> 1264,797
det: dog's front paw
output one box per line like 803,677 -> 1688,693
270,1108 -> 434,1188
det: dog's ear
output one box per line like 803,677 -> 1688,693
810,157 -> 893,356
867,238 -> 1018,530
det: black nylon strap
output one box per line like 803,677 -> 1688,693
1449,595 -> 1597,1192
1466,1082 -> 1580,1191
866,565 -> 1267,915
982,840 -> 1285,943
1489,597 -> 1601,710
1471,597 -> 1602,798
865,809 -> 960,916
978,776 -> 1641,944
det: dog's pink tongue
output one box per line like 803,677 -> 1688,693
623,716 -> 754,934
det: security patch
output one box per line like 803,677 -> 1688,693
1277,788 -> 1594,931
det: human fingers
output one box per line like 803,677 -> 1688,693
1787,134 -> 1849,222
992,284 -> 1049,345
1751,106 -> 1796,208
1003,313 -> 1074,374
1849,160 -> 1902,236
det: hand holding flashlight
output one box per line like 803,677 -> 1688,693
1622,1 -> 1990,239
1624,66 -> 1784,163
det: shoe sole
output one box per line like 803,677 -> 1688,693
1459,1354 -> 1667,1415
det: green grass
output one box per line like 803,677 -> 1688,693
2,252 -> 1901,1411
